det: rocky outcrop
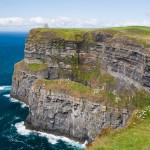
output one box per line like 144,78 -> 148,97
25,79 -> 130,143
11,60 -> 49,104
11,28 -> 150,144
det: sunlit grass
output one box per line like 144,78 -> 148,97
29,26 -> 150,47
28,63 -> 48,71
15,60 -> 48,71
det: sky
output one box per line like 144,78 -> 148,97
0,0 -> 150,31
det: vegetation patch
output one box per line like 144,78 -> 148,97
29,28 -> 95,42
29,26 -> 150,47
15,60 -> 48,71
28,63 -> 48,71
110,26 -> 150,47
34,79 -> 101,101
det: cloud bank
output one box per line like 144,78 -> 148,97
0,16 -> 150,31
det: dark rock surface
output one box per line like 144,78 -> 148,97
26,85 -> 130,143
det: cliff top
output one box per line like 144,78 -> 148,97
28,26 -> 150,47
33,79 -> 150,109
28,28 -> 95,42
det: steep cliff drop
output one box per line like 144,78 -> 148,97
11,28 -> 150,144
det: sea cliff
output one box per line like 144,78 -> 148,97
11,27 -> 150,143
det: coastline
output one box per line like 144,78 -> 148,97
24,119 -> 87,145
9,94 -> 87,148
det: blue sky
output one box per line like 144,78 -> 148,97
0,0 -> 150,31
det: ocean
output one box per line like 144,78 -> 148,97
0,32 -> 84,150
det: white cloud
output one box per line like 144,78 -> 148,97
0,16 -> 150,31
104,20 -> 150,27
28,16 -> 99,28
29,17 -> 51,25
0,17 -> 25,26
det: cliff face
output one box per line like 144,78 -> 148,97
25,30 -> 150,90
25,79 -> 129,142
11,60 -> 49,104
11,28 -> 150,143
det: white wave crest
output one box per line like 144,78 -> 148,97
0,86 -> 11,91
21,103 -> 28,108
38,130 -> 86,148
3,94 -> 10,98
38,132 -> 58,144
10,98 -> 29,108
3,94 -> 28,108
10,97 -> 19,102
15,121 -> 32,135
15,121 -> 86,148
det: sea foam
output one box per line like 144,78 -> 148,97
3,94 -> 10,98
15,121 -> 31,135
15,121 -> 87,148
0,86 -> 11,91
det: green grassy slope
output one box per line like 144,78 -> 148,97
110,26 -> 150,47
30,26 -> 150,47
29,28 -> 95,41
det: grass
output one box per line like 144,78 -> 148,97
87,106 -> 150,150
34,79 -> 101,101
29,28 -> 95,42
34,78 -> 121,104
29,26 -> 150,47
15,60 -> 48,71
28,63 -> 48,71
110,26 -> 150,47
110,26 -> 150,36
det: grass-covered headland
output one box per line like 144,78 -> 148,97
29,26 -> 150,47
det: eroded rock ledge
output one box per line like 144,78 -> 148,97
11,28 -> 150,143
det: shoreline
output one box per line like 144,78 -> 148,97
10,94 -> 87,148
24,120 -> 88,146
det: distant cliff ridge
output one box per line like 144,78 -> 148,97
11,27 -> 150,143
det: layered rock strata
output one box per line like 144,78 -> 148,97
25,79 -> 130,142
11,29 -> 150,143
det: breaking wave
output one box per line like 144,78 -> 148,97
0,85 -> 11,91
15,121 -> 87,148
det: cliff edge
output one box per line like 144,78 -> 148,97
11,27 -> 150,143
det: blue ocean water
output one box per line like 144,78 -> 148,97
0,32 -> 84,150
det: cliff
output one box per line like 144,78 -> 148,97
11,27 -> 150,143
25,79 -> 129,142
